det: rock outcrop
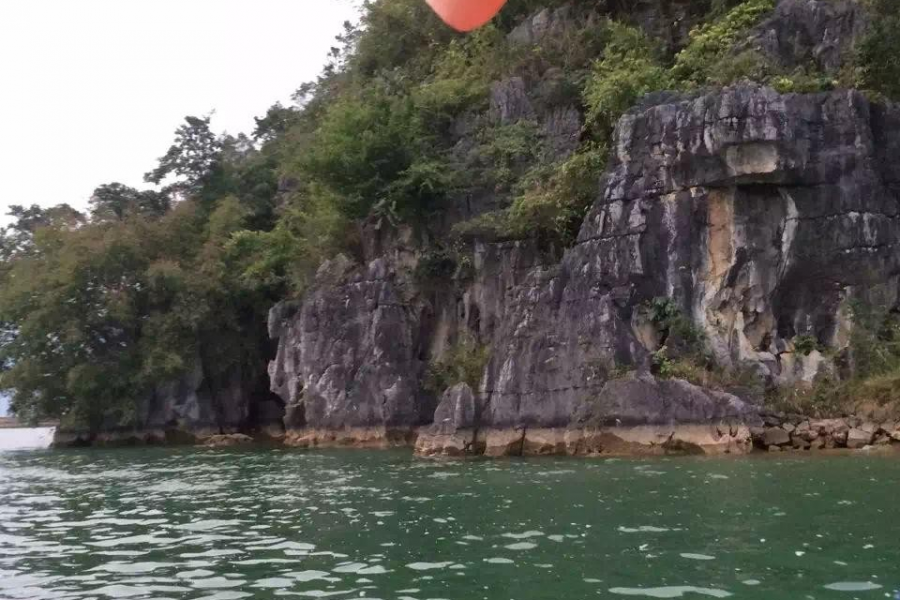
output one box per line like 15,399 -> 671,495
269,80 -> 900,457
415,383 -> 483,457
740,0 -> 869,74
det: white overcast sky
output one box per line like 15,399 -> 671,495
0,0 -> 360,222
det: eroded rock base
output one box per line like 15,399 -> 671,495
415,424 -> 754,458
284,427 -> 419,449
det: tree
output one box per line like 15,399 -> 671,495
253,103 -> 298,143
0,204 -> 83,260
89,183 -> 170,222
144,115 -> 223,194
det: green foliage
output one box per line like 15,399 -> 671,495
642,297 -> 747,389
453,144 -> 607,246
227,185 -> 352,296
144,116 -> 223,193
584,22 -> 671,135
651,346 -> 713,382
769,70 -> 836,95
414,247 -> 458,288
294,86 -> 455,221
671,0 -> 776,87
475,121 -> 543,191
647,297 -> 706,349
350,0 -> 454,79
855,0 -> 900,100
765,378 -> 845,418
0,204 -> 84,261
846,301 -> 900,381
412,26 -> 503,131
647,297 -> 681,327
89,183 -> 170,222
507,144 -> 608,244
792,334 -> 819,357
705,50 -> 774,87
0,115 -> 283,426
424,335 -> 490,395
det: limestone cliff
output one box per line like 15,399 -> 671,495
267,0 -> 900,456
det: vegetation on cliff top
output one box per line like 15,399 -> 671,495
2,0 -> 899,425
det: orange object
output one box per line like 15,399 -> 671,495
425,0 -> 508,31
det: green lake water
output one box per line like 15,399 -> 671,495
0,447 -> 898,600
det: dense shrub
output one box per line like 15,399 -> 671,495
855,0 -> 900,100
453,144 -> 607,245
583,22 -> 671,136
671,0 -> 776,87
424,335 -> 490,394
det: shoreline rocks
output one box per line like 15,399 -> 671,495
51,406 -> 899,457
750,414 -> 900,452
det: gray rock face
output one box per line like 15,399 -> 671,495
476,85 -> 900,431
580,375 -> 762,428
508,6 -> 573,47
741,0 -> 869,74
268,255 -> 434,432
431,383 -> 480,433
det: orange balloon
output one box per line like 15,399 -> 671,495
425,0 -> 508,31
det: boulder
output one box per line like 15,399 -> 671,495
791,435 -> 811,450
846,428 -> 874,450
415,384 -> 482,457
860,421 -> 879,434
762,427 -> 791,447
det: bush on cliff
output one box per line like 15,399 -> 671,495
424,335 -> 490,395
670,0 -> 776,87
855,0 -> 900,100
